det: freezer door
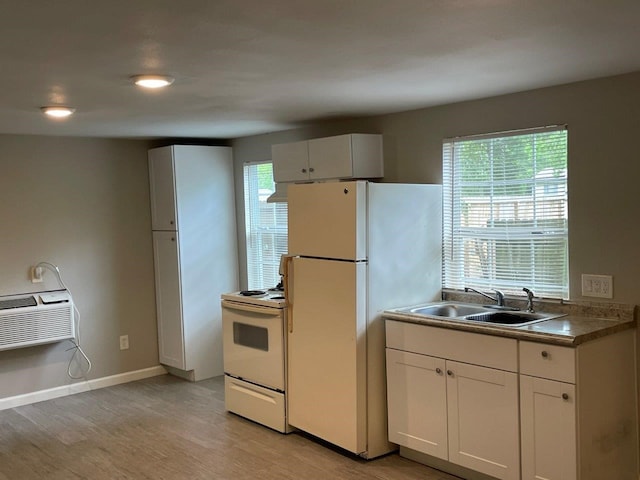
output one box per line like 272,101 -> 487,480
287,181 -> 367,261
287,257 -> 367,454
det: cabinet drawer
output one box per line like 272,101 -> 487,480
519,341 -> 575,383
385,320 -> 518,372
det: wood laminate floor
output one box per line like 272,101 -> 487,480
0,374 -> 460,480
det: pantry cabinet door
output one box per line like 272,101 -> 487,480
152,231 -> 185,369
148,147 -> 178,231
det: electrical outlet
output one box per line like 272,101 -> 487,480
119,335 -> 129,350
30,266 -> 43,283
581,274 -> 613,299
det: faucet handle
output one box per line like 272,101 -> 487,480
522,288 -> 535,312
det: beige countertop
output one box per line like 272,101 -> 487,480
382,310 -> 635,346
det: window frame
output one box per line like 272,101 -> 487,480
442,125 -> 569,299
243,161 -> 288,290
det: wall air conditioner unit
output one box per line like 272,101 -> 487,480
0,290 -> 74,352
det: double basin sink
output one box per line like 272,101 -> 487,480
393,302 -> 565,327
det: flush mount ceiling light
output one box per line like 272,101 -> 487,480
131,74 -> 175,89
40,106 -> 75,118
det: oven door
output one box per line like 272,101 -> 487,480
222,300 -> 285,391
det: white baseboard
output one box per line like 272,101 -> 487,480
0,365 -> 167,411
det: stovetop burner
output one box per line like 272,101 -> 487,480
239,290 -> 267,297
221,286 -> 287,308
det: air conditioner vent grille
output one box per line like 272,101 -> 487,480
0,302 -> 74,351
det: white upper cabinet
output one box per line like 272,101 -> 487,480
272,134 -> 383,183
271,140 -> 309,183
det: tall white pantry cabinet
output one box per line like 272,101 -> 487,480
148,145 -> 238,381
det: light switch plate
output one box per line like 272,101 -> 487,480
581,274 -> 613,298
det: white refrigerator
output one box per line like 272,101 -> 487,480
285,180 -> 442,458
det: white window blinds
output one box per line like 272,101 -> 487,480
443,126 -> 568,299
243,162 -> 288,290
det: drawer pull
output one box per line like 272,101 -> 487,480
435,368 -> 442,375
447,370 -> 454,377
562,393 -> 569,400
541,350 -> 549,358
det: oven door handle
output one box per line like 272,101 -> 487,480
222,300 -> 281,316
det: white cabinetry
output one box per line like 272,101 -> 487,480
519,333 -> 636,480
386,321 -> 520,480
152,231 -> 184,368
387,319 -> 638,480
272,134 -> 383,183
520,374 -> 576,480
149,145 -> 238,381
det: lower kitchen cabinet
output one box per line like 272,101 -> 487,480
519,334 -> 637,480
386,319 -> 638,480
386,349 -> 447,458
520,375 -> 576,480
447,360 -> 519,478
386,321 -> 520,480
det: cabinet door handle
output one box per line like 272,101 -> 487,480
301,168 -> 307,173
541,350 -> 549,358
447,370 -> 453,377
435,368 -> 442,375
562,393 -> 569,400
170,220 -> 174,225
309,167 -> 315,173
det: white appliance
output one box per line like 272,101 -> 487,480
286,180 -> 442,459
149,145 -> 238,381
221,289 -> 292,433
0,290 -> 74,351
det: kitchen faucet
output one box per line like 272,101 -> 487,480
464,287 -> 505,307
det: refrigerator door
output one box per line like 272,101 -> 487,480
287,181 -> 367,261
287,256 -> 367,454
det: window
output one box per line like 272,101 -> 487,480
443,126 -> 568,299
244,162 -> 288,289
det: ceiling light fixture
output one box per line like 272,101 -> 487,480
41,106 -> 75,118
131,74 -> 175,89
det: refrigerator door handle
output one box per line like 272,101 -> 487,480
284,255 -> 294,333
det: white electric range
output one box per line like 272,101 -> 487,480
221,287 -> 291,433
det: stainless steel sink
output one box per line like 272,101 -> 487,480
393,301 -> 565,327
410,304 -> 488,317
464,311 -> 549,326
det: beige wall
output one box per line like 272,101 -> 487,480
0,135 -> 158,398
1,71 -> 638,402
232,71 -> 640,305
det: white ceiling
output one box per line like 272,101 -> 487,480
1,1 -> 639,140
